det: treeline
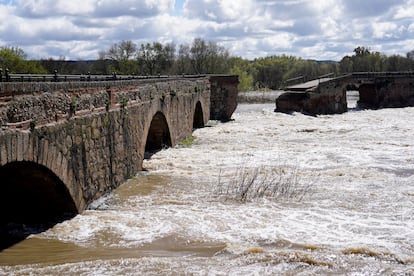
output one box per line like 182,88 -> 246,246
2,42 -> 414,91
40,38 -> 231,77
235,46 -> 414,91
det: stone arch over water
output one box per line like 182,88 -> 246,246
344,82 -> 378,110
144,111 -> 172,158
0,161 -> 78,249
193,101 -> 204,129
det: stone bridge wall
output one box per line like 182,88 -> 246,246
0,77 -> 214,212
356,76 -> 414,109
209,75 -> 239,121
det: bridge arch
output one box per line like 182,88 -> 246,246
144,111 -> 172,158
344,82 -> 378,109
0,161 -> 78,225
0,132 -> 86,213
344,83 -> 361,109
0,161 -> 78,249
193,101 -> 204,129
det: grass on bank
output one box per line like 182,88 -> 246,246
177,135 -> 196,147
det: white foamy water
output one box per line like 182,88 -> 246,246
1,100 -> 413,275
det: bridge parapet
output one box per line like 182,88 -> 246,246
0,77 -> 210,129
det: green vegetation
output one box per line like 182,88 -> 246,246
98,38 -> 231,76
231,46 -> 414,91
120,97 -> 129,109
97,41 -> 414,91
0,46 -> 46,74
178,135 -> 196,147
2,42 -> 414,92
69,97 -> 77,115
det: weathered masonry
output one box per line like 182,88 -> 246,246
0,75 -> 238,229
276,72 -> 414,115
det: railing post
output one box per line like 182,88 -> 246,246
87,72 -> 91,81
54,70 -> 58,82
112,72 -> 117,80
5,68 -> 10,82
0,68 -> 2,82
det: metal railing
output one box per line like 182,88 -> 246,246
0,68 -> 208,82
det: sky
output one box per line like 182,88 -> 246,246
0,0 -> 414,61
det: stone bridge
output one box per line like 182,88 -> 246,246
276,72 -> 414,115
0,75 -> 238,234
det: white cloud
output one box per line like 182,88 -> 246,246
1,0 -> 413,60
16,0 -> 173,18
341,0 -> 404,18
373,22 -> 399,39
218,0 -> 256,21
394,0 -> 414,19
259,33 -> 295,50
184,0 -> 256,22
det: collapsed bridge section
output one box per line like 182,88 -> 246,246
276,72 -> 414,115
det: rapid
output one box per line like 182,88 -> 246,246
0,93 -> 413,275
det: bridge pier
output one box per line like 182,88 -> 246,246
357,77 -> 414,109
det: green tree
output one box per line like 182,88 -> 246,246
252,55 -> 302,89
190,38 -> 208,74
137,42 -> 167,75
175,44 -> 192,74
0,46 -> 46,73
386,54 -> 414,71
162,42 -> 176,74
106,40 -> 137,61
229,57 -> 254,91
339,56 -> 353,73
407,49 -> 414,60
188,38 -> 231,74
204,41 -> 231,73
353,46 -> 371,57
103,40 -> 138,74
339,46 -> 391,73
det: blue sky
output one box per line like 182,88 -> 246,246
1,0 -> 414,61
173,0 -> 184,15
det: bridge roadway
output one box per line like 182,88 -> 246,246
276,72 -> 414,115
0,75 -> 238,247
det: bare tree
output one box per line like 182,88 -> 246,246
137,42 -> 164,75
106,40 -> 137,61
189,38 -> 231,74
190,38 -> 208,74
163,42 -> 176,74
177,44 -> 191,74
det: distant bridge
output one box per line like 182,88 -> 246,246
276,72 -> 414,115
0,74 -> 238,247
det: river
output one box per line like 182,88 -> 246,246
0,94 -> 413,275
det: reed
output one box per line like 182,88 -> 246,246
215,164 -> 316,202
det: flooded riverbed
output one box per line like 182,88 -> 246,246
1,101 -> 413,275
